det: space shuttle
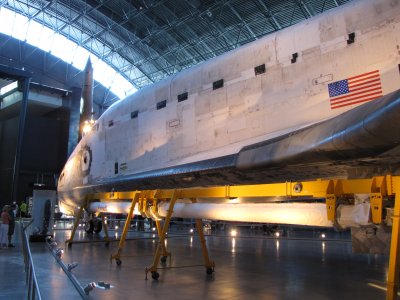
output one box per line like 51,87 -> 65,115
58,0 -> 400,232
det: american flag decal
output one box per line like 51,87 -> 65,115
328,70 -> 383,109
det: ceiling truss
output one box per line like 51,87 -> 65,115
1,0 -> 352,107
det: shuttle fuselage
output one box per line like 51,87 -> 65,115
58,0 -> 400,223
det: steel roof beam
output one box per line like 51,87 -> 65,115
226,3 -> 257,40
253,0 -> 282,30
293,0 -> 315,18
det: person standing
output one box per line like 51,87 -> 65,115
8,205 -> 15,247
12,201 -> 18,219
0,205 -> 11,249
20,202 -> 27,218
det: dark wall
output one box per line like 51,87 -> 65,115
0,33 -> 118,207
21,108 -> 69,172
0,90 -> 80,208
0,115 -> 19,204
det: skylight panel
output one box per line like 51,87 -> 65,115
0,8 -> 15,36
0,7 -> 137,100
113,73 -> 137,98
73,47 -> 92,70
51,34 -> 78,64
37,25 -> 55,52
13,12 -> 29,40
25,21 -> 43,47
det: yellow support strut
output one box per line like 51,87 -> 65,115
195,219 -> 215,274
387,177 -> 400,300
83,175 -> 400,296
145,190 -> 178,280
99,212 -> 110,245
65,204 -> 85,247
151,192 -> 171,262
110,191 -> 140,266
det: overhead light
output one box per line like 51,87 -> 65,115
189,228 -> 194,234
321,233 -> 326,239
275,232 -> 280,238
230,230 -> 237,237
82,119 -> 94,135
228,198 -> 239,204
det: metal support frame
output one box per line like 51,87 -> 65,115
191,198 -> 214,273
11,76 -> 31,204
65,204 -> 85,246
99,212 -> 110,245
145,190 -> 178,280
195,219 -> 215,274
153,196 -> 171,261
80,175 -> 400,295
110,192 -> 140,265
387,177 -> 400,300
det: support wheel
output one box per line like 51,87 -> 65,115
84,220 -> 94,234
93,218 -> 103,233
206,267 -> 213,275
160,256 -> 167,264
151,271 -> 159,280
116,259 -> 122,266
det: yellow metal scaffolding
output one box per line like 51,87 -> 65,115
64,175 -> 400,299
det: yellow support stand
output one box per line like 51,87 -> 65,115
370,193 -> 383,224
387,177 -> 400,300
99,212 -> 110,245
65,204 -> 85,247
149,193 -> 171,262
145,190 -> 178,280
190,198 -> 214,274
110,191 -> 140,266
81,175 -> 400,297
195,219 -> 215,274
326,194 -> 337,222
154,219 -> 171,262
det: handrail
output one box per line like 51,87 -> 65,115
46,241 -> 88,299
21,219 -> 42,300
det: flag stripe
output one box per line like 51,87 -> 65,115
347,70 -> 379,81
330,90 -> 382,105
348,74 -> 380,85
328,70 -> 382,109
349,79 -> 381,90
331,95 -> 382,109
330,87 -> 382,103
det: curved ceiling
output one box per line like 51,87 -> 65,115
2,0 -> 352,107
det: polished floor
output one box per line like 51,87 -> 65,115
0,223 -> 26,300
0,222 -> 391,299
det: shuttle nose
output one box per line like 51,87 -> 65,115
58,168 -> 66,190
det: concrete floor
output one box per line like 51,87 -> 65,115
55,225 -> 388,299
0,223 -> 391,299
0,223 -> 26,300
